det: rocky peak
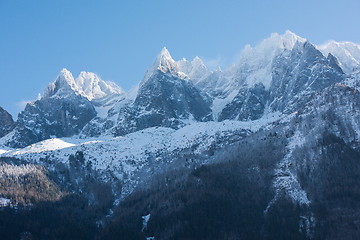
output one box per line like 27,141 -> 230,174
141,47 -> 185,85
318,40 -> 360,74
75,71 -> 123,101
44,68 -> 80,98
0,106 -> 15,137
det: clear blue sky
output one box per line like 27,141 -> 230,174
1,0 -> 359,118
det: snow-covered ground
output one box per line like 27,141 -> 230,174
265,130 -> 310,214
0,114 -> 282,181
0,197 -> 11,207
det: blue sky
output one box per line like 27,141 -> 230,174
1,0 -> 359,117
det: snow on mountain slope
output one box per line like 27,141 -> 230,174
192,31 -> 312,120
1,114 -> 282,194
237,30 -> 306,89
93,47 -> 214,137
44,68 -> 80,98
344,70 -> 360,91
91,94 -> 125,119
44,68 -> 123,101
194,30 -> 306,98
5,69 -> 97,148
265,81 -> 360,209
80,85 -> 140,138
75,71 -> 123,101
297,83 -> 360,146
5,138 -> 76,156
177,56 -> 209,83
266,130 -> 310,213
318,41 -> 360,74
0,149 -> 8,155
218,39 -> 345,121
141,47 -> 186,85
79,48 -> 213,138
142,47 -> 210,85
268,40 -> 345,113
1,31 -> 355,148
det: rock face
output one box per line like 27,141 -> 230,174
219,83 -> 268,121
177,56 -> 209,84
268,41 -> 345,113
75,71 -> 123,101
214,39 -> 345,121
186,32 -> 345,122
294,82 -> 360,147
194,30 -> 307,99
2,31 -> 359,146
0,107 -> 15,138
318,40 -> 360,74
112,48 -> 213,136
7,69 -> 97,148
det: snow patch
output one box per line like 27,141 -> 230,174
212,90 -> 238,120
0,198 -> 11,207
266,131 -> 310,213
5,138 -> 75,156
237,30 -> 306,89
75,71 -> 123,101
142,213 -> 151,231
318,40 -> 360,73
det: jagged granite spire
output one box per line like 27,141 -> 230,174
44,68 -> 80,98
141,47 -> 186,86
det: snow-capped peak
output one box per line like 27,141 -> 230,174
188,56 -> 208,82
75,71 -> 123,101
43,69 -> 123,100
44,68 -> 80,98
156,47 -> 181,74
191,56 -> 206,68
141,47 -> 210,86
317,40 -> 360,73
176,56 -> 209,83
57,68 -> 77,88
282,30 -> 306,49
240,30 -> 306,63
236,30 -> 306,89
177,58 -> 192,75
142,47 -> 182,84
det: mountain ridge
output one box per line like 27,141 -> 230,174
1,30 -> 358,147
1,30 -> 360,239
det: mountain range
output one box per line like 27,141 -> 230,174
1,30 -> 360,239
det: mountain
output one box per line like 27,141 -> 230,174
218,82 -> 268,121
90,47 -> 213,137
3,32 -> 352,144
75,71 -> 123,101
0,107 -> 15,138
268,40 -> 345,113
195,31 -> 306,98
218,34 -> 345,121
344,70 -> 360,91
318,40 -> 360,73
1,30 -> 360,239
177,56 -> 209,83
5,69 -> 97,148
